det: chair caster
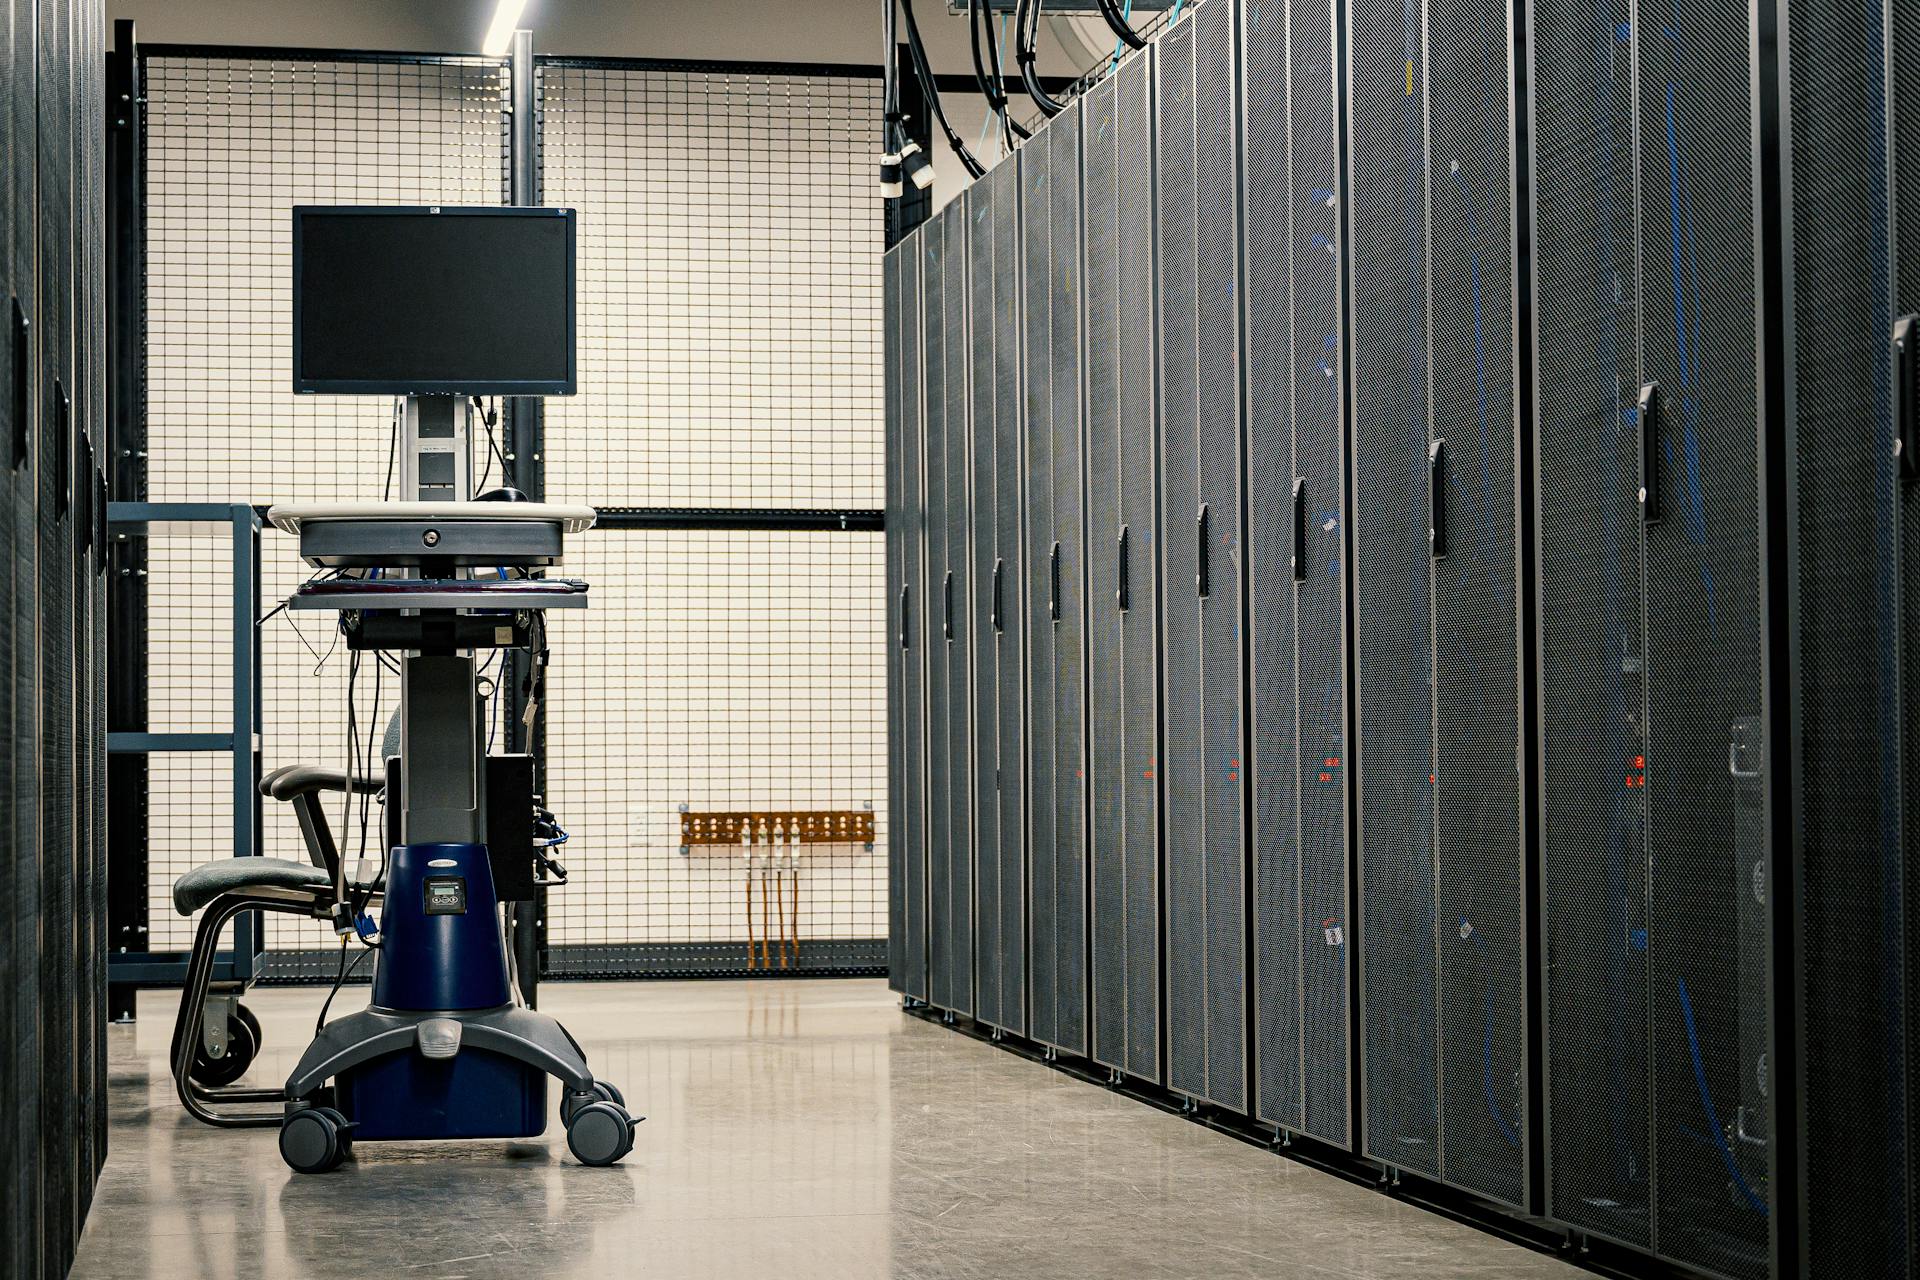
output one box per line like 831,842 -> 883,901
561,1080 -> 626,1126
280,1106 -> 354,1174
189,1006 -> 261,1087
566,1100 -> 637,1167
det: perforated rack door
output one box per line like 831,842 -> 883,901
967,163 -> 1027,1036
1023,103 -> 1090,1057
922,202 -> 977,1017
1531,0 -> 1770,1272
1083,53 -> 1164,1085
1155,0 -> 1248,1117
885,242 -> 931,1001
1244,0 -> 1351,1147
1783,1 -> 1915,1273
1348,0 -> 1528,1206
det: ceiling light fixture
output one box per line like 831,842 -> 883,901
482,0 -> 530,57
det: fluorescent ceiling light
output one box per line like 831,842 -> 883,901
482,0 -> 530,56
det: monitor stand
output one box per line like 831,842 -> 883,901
398,394 -> 473,502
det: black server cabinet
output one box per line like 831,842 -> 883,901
0,0 -> 30,1270
1530,0 -> 1768,1273
969,162 -> 1027,1036
1085,51 -> 1163,1084
1242,0 -> 1352,1145
1021,106 -> 1090,1056
1347,0 -> 1529,1207
886,243 -> 931,1002
1157,0 -> 1249,1114
37,0 -> 77,1258
924,201 -> 976,1018
1777,2 -> 1916,1274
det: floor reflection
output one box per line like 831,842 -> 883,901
76,979 -> 1573,1279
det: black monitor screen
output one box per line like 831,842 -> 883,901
293,206 -> 576,395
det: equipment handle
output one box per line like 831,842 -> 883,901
77,432 -> 93,556
1050,541 -> 1061,622
1428,439 -> 1446,559
899,583 -> 911,650
54,381 -> 70,519
1117,525 -> 1131,612
1639,382 -> 1662,523
96,469 -> 109,578
11,299 -> 27,470
1196,503 -> 1211,597
943,570 -> 955,641
1897,316 -> 1918,483
1292,477 -> 1307,581
991,557 -> 1005,632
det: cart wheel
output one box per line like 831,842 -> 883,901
188,1014 -> 258,1088
561,1080 -> 624,1126
234,1001 -> 263,1049
566,1101 -> 633,1167
280,1107 -> 347,1174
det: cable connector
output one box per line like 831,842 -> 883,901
899,139 -> 935,191
880,150 -> 904,198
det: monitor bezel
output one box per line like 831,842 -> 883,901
291,204 -> 578,397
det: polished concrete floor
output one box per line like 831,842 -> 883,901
74,979 -> 1582,1279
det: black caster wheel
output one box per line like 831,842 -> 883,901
561,1081 -> 625,1126
280,1107 -> 348,1174
566,1101 -> 634,1167
188,1012 -> 259,1087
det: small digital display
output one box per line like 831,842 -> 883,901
423,876 -> 468,916
292,206 -> 576,396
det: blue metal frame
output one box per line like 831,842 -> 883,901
106,502 -> 264,986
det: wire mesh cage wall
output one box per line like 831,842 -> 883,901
132,48 -> 890,976
538,60 -> 886,510
537,59 -> 890,967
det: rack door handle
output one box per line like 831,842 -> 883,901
899,583 -> 911,650
1196,503 -> 1211,597
11,299 -> 27,470
991,557 -> 1005,632
943,570 -> 955,642
95,469 -> 109,578
1049,541 -> 1061,622
77,431 -> 93,556
1897,315 -> 1918,483
1639,382 -> 1662,523
1291,478 -> 1307,581
54,380 -> 70,520
1428,440 -> 1447,559
1117,525 -> 1131,612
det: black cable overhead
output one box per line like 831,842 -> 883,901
971,0 -> 1030,146
1014,0 -> 1067,118
880,0 -> 902,194
900,0 -> 987,179
1096,0 -> 1146,49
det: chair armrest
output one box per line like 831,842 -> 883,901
266,767 -> 384,801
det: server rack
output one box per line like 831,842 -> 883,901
968,161 -> 1027,1036
1156,0 -> 1249,1115
38,0 -> 79,1256
1084,49 -> 1164,1084
924,201 -> 976,1018
2,0 -> 36,1271
885,243 -> 932,1002
1347,0 -> 1530,1207
1242,0 -> 1353,1146
1529,0 -> 1768,1273
1774,0 -> 1916,1273
1021,104 -> 1091,1056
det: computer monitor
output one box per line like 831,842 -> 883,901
292,205 -> 576,396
